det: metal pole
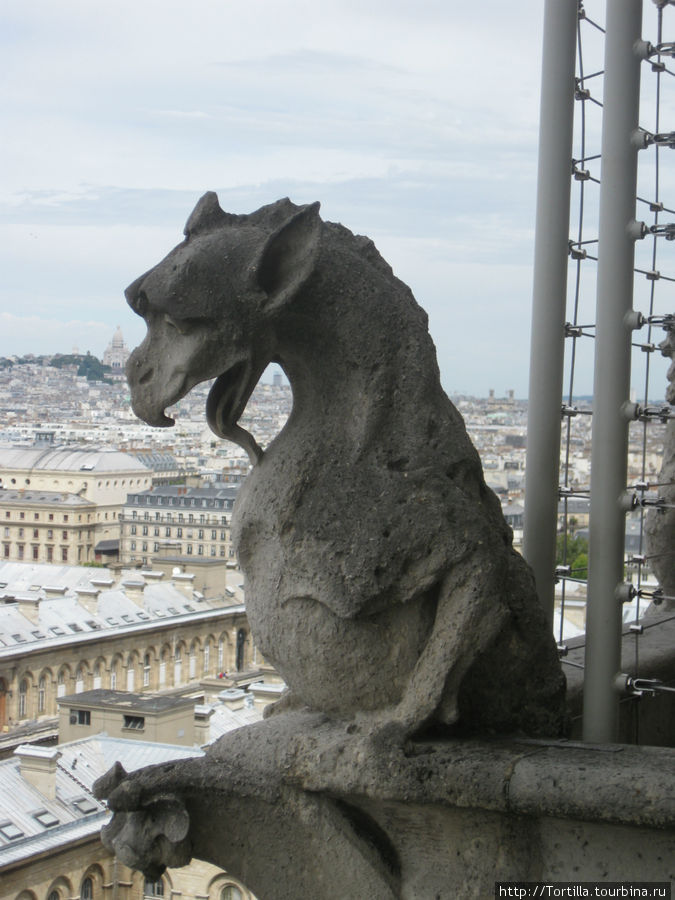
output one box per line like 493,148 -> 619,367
523,0 -> 578,626
582,0 -> 643,744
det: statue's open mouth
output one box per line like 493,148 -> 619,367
206,359 -> 265,464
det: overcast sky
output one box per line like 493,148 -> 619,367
0,1 -> 671,398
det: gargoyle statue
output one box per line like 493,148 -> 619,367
125,192 -> 565,737
100,194 -> 567,899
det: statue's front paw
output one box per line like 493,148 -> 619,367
94,764 -> 192,877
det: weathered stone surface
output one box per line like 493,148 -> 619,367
125,193 -> 565,738
110,193 -> 578,895
95,713 -> 675,898
645,324 -> 675,611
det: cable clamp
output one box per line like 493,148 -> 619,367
621,400 -> 641,422
620,491 -> 639,513
615,582 -> 637,603
628,220 -> 648,241
645,270 -> 661,281
555,565 -> 571,578
647,313 -> 674,331
639,405 -> 674,423
629,624 -> 644,635
568,241 -> 587,260
565,322 -> 584,338
649,222 -> 675,240
561,405 -> 578,418
617,674 -> 662,697
624,309 -> 644,330
557,643 -> 569,658
643,131 -> 675,148
648,39 -> 675,57
632,129 -> 650,150
573,165 -> 591,181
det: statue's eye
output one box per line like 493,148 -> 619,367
164,314 -> 190,335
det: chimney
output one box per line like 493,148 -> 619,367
172,572 -> 195,599
122,577 -> 145,606
18,596 -> 40,624
193,704 -> 214,745
75,587 -> 100,615
218,688 -> 245,710
15,744 -> 61,800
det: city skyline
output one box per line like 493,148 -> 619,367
0,2 -> 670,399
1,1 -> 548,399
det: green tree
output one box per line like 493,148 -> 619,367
556,533 -> 589,580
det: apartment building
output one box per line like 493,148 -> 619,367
0,561 -> 253,732
1,491 -> 97,565
0,737 -> 255,900
119,484 -> 239,569
0,446 -> 152,559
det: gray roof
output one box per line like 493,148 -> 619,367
0,489 -> 95,507
0,562 -> 244,656
0,736 -> 203,868
58,689 -> 196,714
0,446 -> 150,474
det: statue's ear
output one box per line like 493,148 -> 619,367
256,202 -> 321,309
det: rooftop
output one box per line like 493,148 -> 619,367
0,446 -> 150,474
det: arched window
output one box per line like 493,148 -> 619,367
57,668 -> 68,698
18,679 -> 28,718
189,644 -> 197,680
38,676 -> 46,713
217,638 -> 224,671
174,648 -> 182,686
143,653 -> 151,687
81,877 -> 93,900
220,886 -> 243,900
126,660 -> 135,692
93,662 -> 102,690
203,641 -> 211,676
110,661 -> 117,691
48,891 -> 60,900
75,665 -> 86,694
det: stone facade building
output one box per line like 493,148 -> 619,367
0,562 -> 252,733
119,485 -> 239,569
0,737 -> 255,900
1,490 -> 97,565
0,447 -> 152,561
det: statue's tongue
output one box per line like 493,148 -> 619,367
206,363 -> 263,464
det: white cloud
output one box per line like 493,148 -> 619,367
0,1 -> 671,398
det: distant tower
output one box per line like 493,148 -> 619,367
272,371 -> 282,388
103,326 -> 130,371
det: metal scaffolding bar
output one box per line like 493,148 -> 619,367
523,0 -> 578,625
582,0 -> 643,743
